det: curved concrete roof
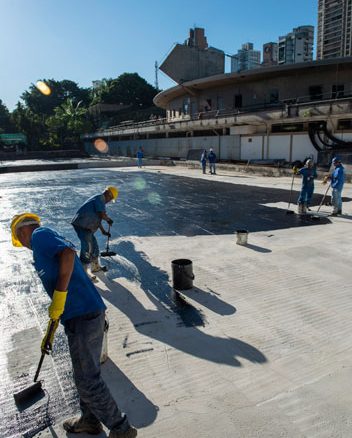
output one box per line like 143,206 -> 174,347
154,57 -> 352,108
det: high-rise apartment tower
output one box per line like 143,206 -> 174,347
278,26 -> 314,64
231,43 -> 261,72
317,0 -> 352,59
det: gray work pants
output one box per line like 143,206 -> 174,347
65,311 -> 130,432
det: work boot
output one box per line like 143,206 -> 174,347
91,258 -> 108,273
63,416 -> 103,434
109,425 -> 137,438
297,204 -> 303,215
82,263 -> 98,281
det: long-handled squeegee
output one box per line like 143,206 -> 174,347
13,320 -> 56,405
101,224 -> 116,257
285,174 -> 295,215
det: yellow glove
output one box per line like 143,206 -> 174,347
41,319 -> 59,354
48,289 -> 68,320
292,166 -> 299,175
322,175 -> 329,184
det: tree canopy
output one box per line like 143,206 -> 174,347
21,79 -> 91,116
1,73 -> 162,150
0,99 -> 13,133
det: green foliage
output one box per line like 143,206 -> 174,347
5,73 -> 160,150
46,99 -> 93,148
92,73 -> 158,108
0,99 -> 14,133
21,79 -> 90,116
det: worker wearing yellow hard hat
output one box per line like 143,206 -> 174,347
10,212 -> 137,437
71,186 -> 119,276
11,212 -> 41,247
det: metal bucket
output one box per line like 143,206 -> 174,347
100,317 -> 109,364
236,229 -> 248,245
171,259 -> 194,290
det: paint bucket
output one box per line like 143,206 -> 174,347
171,259 -> 195,290
100,317 -> 109,364
236,229 -> 248,245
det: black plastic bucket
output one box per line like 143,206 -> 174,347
171,259 -> 194,290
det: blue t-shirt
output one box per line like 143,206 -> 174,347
298,167 -> 317,187
71,194 -> 106,232
331,165 -> 345,191
208,151 -> 216,163
137,150 -> 143,158
31,227 -> 106,323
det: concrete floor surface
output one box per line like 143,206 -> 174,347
0,166 -> 351,438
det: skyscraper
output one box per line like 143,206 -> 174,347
317,0 -> 352,59
278,26 -> 314,65
231,43 -> 261,72
262,42 -> 278,66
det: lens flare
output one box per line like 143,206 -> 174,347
133,177 -> 147,190
36,81 -> 51,96
94,138 -> 109,153
148,192 -> 161,205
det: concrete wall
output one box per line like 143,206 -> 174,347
239,133 -> 319,162
267,135 -> 291,160
85,132 -> 321,163
240,136 -> 263,160
291,134 -> 318,161
160,44 -> 225,84
85,135 -> 241,160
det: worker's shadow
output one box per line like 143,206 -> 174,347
101,359 -> 159,429
104,240 -> 236,322
98,242 -> 266,367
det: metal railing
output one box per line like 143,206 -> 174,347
83,95 -> 352,139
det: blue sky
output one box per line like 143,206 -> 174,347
0,0 -> 317,110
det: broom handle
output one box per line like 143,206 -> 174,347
287,173 -> 295,210
317,183 -> 331,212
106,224 -> 111,251
34,353 -> 45,382
34,319 -> 57,382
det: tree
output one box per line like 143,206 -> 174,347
93,73 -> 158,108
21,79 -> 90,116
11,102 -> 47,149
0,99 -> 14,133
46,99 -> 92,148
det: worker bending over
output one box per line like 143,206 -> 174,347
71,186 -> 118,274
10,213 -> 137,438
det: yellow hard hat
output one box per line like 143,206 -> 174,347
106,186 -> 119,202
11,213 -> 41,247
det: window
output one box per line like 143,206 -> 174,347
233,94 -> 242,109
272,123 -> 304,133
205,99 -> 212,111
309,85 -> 323,101
332,84 -> 344,99
337,119 -> 352,130
269,89 -> 279,103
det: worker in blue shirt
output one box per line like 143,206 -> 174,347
10,213 -> 137,438
208,148 -> 217,175
293,159 -> 317,215
71,186 -> 118,275
136,147 -> 144,168
324,156 -> 345,216
200,149 -> 207,174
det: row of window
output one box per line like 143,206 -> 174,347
167,82 -> 350,119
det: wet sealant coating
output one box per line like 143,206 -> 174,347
0,168 -> 328,437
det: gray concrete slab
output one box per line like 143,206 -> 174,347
0,166 -> 351,437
